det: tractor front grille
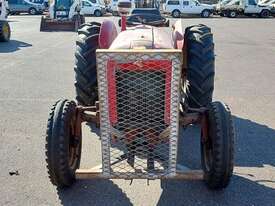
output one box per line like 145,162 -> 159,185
97,50 -> 182,179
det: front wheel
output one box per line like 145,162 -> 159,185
94,10 -> 102,17
45,99 -> 82,188
201,101 -> 234,190
29,7 -> 37,15
201,9 -> 211,18
172,10 -> 181,18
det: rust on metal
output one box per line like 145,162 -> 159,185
75,166 -> 203,180
73,101 -> 101,136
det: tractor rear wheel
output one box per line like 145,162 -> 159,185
45,99 -> 82,187
184,24 -> 215,108
74,22 -> 101,106
0,21 -> 11,42
201,101 -> 234,190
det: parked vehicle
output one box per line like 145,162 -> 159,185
8,0 -> 44,15
81,0 -> 105,17
214,0 -> 231,15
220,0 -> 271,17
110,0 -> 135,16
163,0 -> 214,18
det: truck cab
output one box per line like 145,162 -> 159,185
163,0 -> 214,18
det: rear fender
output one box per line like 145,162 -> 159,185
99,20 -> 118,49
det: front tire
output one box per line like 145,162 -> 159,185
201,9 -> 211,18
183,24 -> 215,108
75,22 -> 101,105
0,21 -> 11,42
172,10 -> 181,18
45,100 -> 82,188
29,7 -> 37,15
201,101 -> 234,190
94,10 -> 102,17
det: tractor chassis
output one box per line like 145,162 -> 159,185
73,102 -> 207,181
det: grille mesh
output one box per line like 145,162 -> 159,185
97,50 -> 182,179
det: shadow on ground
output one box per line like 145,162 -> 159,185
0,40 -> 32,53
57,116 -> 275,206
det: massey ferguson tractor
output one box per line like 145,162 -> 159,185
45,0 -> 235,190
0,0 -> 10,42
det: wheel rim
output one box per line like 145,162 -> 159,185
231,12 -> 236,17
174,11 -> 179,17
68,118 -> 80,170
203,11 -> 209,17
30,9 -> 36,14
95,11 -> 101,16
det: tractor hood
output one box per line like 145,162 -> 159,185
110,25 -> 174,49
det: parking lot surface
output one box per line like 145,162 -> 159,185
0,15 -> 275,206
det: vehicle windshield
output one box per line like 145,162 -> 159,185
55,0 -> 73,9
131,9 -> 161,16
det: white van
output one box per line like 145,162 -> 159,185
81,0 -> 106,17
163,0 -> 214,17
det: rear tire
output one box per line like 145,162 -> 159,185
228,10 -> 237,18
0,21 -> 11,42
260,9 -> 270,18
74,22 -> 101,105
45,100 -> 82,188
201,101 -> 234,190
183,24 -> 215,108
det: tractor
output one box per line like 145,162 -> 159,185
0,0 -> 10,42
45,0 -> 235,190
40,0 -> 85,31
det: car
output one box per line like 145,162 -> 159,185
163,0 -> 214,18
81,0 -> 106,17
8,0 -> 44,15
220,0 -> 271,18
119,8 -> 169,27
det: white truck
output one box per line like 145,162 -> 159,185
220,0 -> 271,17
163,0 -> 215,18
81,0 -> 106,16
